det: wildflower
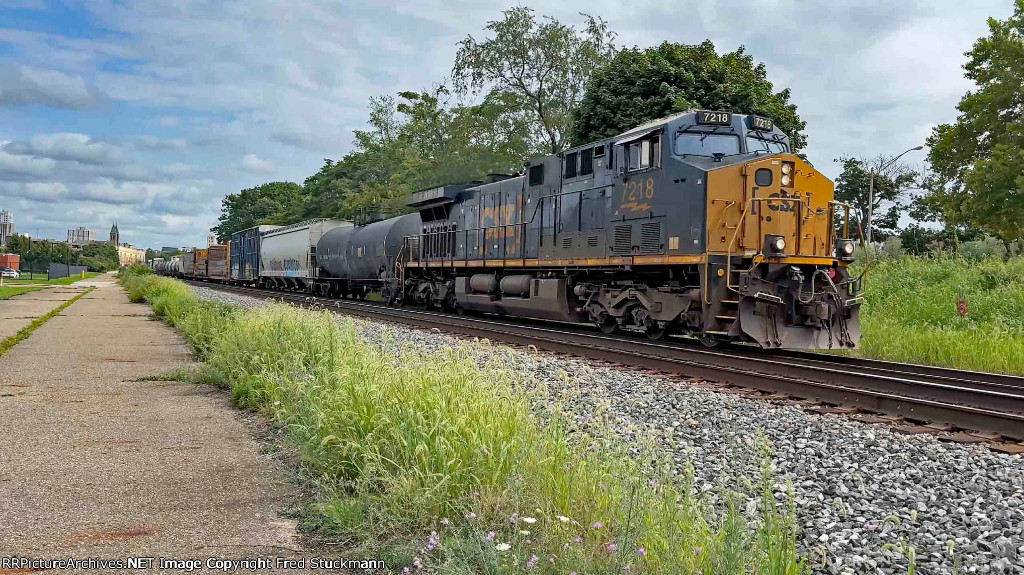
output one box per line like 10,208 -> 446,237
522,516 -> 537,524
440,518 -> 450,526
592,522 -> 604,529
403,569 -> 410,574
413,557 -> 422,569
526,555 -> 539,570
549,556 -> 556,564
426,531 -> 438,552
695,546 -> 703,555
573,537 -> 582,544
648,479 -> 658,487
509,513 -> 519,524
486,531 -> 496,542
466,512 -> 477,519
482,447 -> 490,455
623,564 -> 631,571
556,515 -> 571,523
474,490 -> 480,497
563,542 -> 570,550
495,543 -> 511,552
526,539 -> 532,544
607,543 -> 617,552
638,547 -> 647,557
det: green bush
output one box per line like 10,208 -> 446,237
118,268 -> 803,574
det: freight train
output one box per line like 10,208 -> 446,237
155,110 -> 862,350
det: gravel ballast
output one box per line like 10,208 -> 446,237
192,285 -> 1024,574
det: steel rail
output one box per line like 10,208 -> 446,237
187,281 -> 1024,441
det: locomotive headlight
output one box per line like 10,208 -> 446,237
781,174 -> 792,186
837,239 -> 855,260
765,234 -> 786,256
781,163 -> 792,175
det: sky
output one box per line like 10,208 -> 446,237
0,0 -> 1012,249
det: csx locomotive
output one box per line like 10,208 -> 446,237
165,110 -> 862,350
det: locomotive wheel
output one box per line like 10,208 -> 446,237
597,316 -> 618,335
698,333 -> 721,348
645,323 -> 669,340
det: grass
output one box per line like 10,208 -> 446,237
853,255 -> 1024,375
118,267 -> 805,574
0,286 -> 46,300
0,287 -> 94,359
1,272 -> 100,286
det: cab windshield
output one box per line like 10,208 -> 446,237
674,133 -> 739,157
745,136 -> 788,154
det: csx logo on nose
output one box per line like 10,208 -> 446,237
767,192 -> 796,212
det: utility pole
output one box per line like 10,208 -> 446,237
866,145 -> 924,246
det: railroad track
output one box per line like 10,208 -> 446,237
187,281 -> 1024,446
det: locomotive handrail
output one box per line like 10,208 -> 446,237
403,190 -> 593,268
705,195 -> 810,305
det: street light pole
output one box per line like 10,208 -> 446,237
865,145 -> 924,247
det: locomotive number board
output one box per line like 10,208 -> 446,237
750,116 -> 774,131
696,110 -> 731,125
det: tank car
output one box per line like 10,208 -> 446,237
393,110 -> 861,350
313,213 -> 421,298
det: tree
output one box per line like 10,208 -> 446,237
926,0 -> 1024,257
453,7 -> 617,153
570,41 -> 806,151
211,181 -> 305,242
833,156 -> 918,243
302,87 -> 531,220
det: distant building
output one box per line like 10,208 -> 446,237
160,246 -> 178,253
0,210 -> 14,247
117,244 -> 146,266
206,235 -> 217,248
67,226 -> 96,246
109,223 -> 119,246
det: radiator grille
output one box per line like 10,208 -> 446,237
587,235 -> 599,248
561,236 -> 573,250
613,224 -> 632,254
640,222 -> 662,254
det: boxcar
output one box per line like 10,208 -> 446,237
181,251 -> 196,279
230,225 -> 280,284
208,244 -> 231,281
194,249 -> 209,279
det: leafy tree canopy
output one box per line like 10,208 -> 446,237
212,181 -> 305,242
570,41 -> 806,151
926,0 -> 1024,251
301,87 -> 531,221
453,7 -> 617,153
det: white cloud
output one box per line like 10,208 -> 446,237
4,133 -> 123,164
237,153 -> 275,174
0,64 -> 104,109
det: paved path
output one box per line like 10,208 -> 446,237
0,285 -> 82,341
0,279 -> 319,573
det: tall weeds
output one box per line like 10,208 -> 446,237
119,269 -> 804,574
855,255 -> 1024,374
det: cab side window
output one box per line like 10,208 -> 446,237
627,135 -> 661,172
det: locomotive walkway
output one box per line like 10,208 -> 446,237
0,278 -> 314,573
